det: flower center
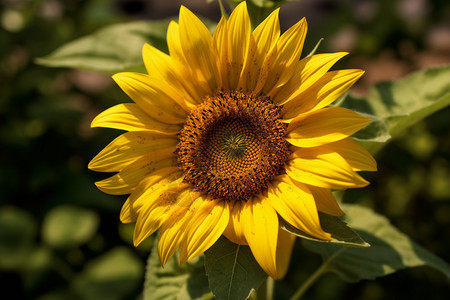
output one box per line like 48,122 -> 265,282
177,91 -> 290,202
222,131 -> 247,159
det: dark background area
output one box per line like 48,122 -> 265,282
1,0 -> 449,299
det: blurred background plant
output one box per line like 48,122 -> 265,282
0,0 -> 449,299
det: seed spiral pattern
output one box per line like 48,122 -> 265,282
177,90 -> 290,201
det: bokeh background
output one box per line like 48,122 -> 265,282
1,0 -> 449,299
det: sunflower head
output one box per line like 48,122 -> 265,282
89,2 -> 376,279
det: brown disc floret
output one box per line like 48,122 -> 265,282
177,90 -> 290,202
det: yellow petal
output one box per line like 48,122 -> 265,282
242,196 -> 279,279
268,177 -> 331,240
166,21 -> 186,63
255,18 -> 307,95
223,201 -> 248,245
95,157 -> 179,195
132,184 -> 192,246
158,194 -> 204,266
307,185 -> 345,216
286,107 -> 371,147
142,43 -> 172,80
179,198 -> 230,264
142,43 -> 201,107
178,6 -> 216,93
166,22 -> 208,103
273,52 -> 348,105
311,70 -> 365,110
113,72 -> 188,124
286,148 -> 369,189
91,103 -> 181,134
275,229 -> 295,279
321,138 -> 377,171
223,1 -> 250,89
88,131 -> 178,172
211,16 -> 228,89
120,199 -> 139,224
282,69 -> 365,119
120,170 -> 183,223
238,8 -> 280,92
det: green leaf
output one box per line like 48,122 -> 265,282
303,204 -> 450,282
204,236 -> 267,300
36,20 -> 171,73
339,65 -> 450,153
280,212 -> 369,248
72,247 -> 144,300
42,205 -> 99,249
143,238 -> 212,300
0,206 -> 36,270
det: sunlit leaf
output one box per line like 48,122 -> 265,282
144,238 -> 212,300
340,65 -> 450,153
280,212 -> 369,248
204,236 -> 267,300
303,204 -> 450,282
72,247 -> 144,300
42,205 -> 99,249
36,20 -> 171,73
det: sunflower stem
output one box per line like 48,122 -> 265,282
252,276 -> 274,300
266,276 -> 274,300
217,0 -> 228,18
289,261 -> 328,300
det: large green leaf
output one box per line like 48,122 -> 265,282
72,247 -> 144,300
36,20 -> 171,73
303,204 -> 450,282
339,65 -> 450,153
204,236 -> 267,300
143,239 -> 212,300
41,205 -> 99,249
280,212 -> 369,248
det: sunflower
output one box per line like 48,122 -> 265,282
89,2 -> 376,279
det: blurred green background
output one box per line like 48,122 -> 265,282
1,0 -> 449,299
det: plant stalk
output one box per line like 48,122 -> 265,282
218,0 -> 228,18
289,262 -> 328,300
253,276 -> 274,300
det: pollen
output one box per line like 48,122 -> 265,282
177,90 -> 291,201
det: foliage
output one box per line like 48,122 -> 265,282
338,66 -> 450,154
144,238 -> 212,300
36,20 -> 171,74
303,204 -> 450,282
204,237 -> 267,300
2,0 -> 449,299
